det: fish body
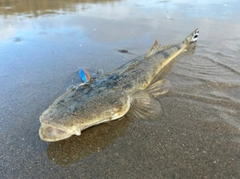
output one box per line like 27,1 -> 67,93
39,29 -> 199,142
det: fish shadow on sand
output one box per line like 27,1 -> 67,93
46,116 -> 131,167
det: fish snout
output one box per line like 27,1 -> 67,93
39,123 -> 75,142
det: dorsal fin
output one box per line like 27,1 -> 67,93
146,39 -> 176,58
146,39 -> 159,58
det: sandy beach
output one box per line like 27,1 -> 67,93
0,0 -> 240,178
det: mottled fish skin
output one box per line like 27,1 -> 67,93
39,29 -> 199,142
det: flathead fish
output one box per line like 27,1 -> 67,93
39,29 -> 199,142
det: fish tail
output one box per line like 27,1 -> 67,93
183,28 -> 199,44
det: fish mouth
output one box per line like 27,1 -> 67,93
39,124 -> 75,142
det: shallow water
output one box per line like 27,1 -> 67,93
0,0 -> 240,178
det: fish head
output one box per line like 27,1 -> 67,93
39,86 -> 131,142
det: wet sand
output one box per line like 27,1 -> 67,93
0,0 -> 240,178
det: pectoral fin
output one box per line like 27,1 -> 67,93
146,79 -> 170,98
128,80 -> 169,120
129,91 -> 163,120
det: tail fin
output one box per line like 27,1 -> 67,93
183,28 -> 199,44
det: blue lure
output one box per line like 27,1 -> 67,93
79,68 -> 91,83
